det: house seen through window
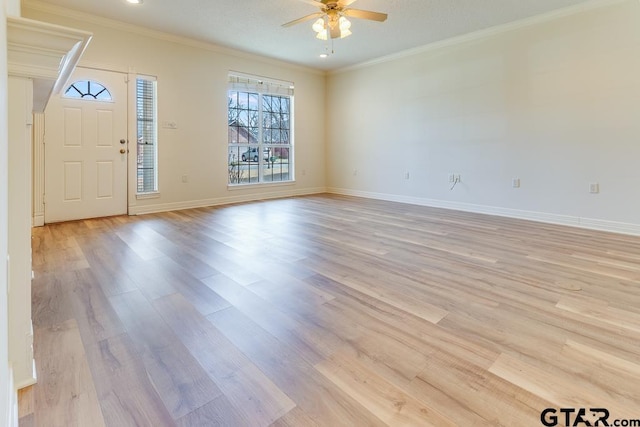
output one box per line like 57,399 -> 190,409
228,74 -> 294,185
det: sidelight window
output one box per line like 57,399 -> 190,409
136,76 -> 158,194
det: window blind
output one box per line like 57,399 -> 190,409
136,76 -> 157,193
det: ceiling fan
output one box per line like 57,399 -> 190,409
282,0 -> 387,40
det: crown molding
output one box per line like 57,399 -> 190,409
7,16 -> 92,111
331,0 -> 630,75
21,0 -> 326,77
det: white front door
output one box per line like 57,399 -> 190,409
44,68 -> 128,223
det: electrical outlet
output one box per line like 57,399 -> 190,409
455,174 -> 461,182
181,174 -> 188,183
589,183 -> 599,194
448,174 -> 455,183
512,178 -> 520,188
404,172 -> 410,180
301,169 -> 306,176
353,169 -> 358,176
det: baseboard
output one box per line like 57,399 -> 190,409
31,214 -> 44,228
327,187 -> 640,236
14,362 -> 36,390
129,186 -> 327,215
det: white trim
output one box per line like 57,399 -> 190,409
32,215 -> 44,228
331,0 -> 629,75
327,187 -> 640,237
129,187 -> 327,215
5,368 -> 17,427
135,192 -> 160,200
228,71 -> 294,89
32,113 -> 44,227
14,367 -> 36,390
227,181 -> 296,191
22,0 -> 325,76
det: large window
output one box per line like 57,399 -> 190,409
228,74 -> 293,185
136,76 -> 158,194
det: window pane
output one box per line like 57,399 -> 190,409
263,147 -> 290,182
248,93 -> 259,111
228,146 -> 259,184
64,80 -> 113,101
136,78 -> 157,193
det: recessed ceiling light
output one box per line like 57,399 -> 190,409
319,53 -> 328,58
126,0 -> 143,4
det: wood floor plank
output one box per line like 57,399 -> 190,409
175,393 -> 254,427
304,273 -> 500,370
208,307 -> 388,426
489,353 -> 637,419
17,386 -> 34,419
562,339 -> 640,378
76,233 -> 143,297
153,293 -> 295,426
203,274 -> 328,365
32,271 -> 76,328
556,297 -> 640,334
269,407 -> 318,427
27,194 -> 640,426
33,320 -> 106,427
146,257 -> 231,315
151,238 -> 220,280
315,354 -> 456,426
409,347 -> 549,426
115,229 -> 165,261
109,290 -> 222,420
68,268 -> 126,343
83,333 -> 176,427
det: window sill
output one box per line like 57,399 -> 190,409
136,192 -> 161,200
227,181 -> 296,191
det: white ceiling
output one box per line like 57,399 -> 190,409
24,0 -> 596,71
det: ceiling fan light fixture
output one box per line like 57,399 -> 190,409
316,29 -> 328,40
339,28 -> 352,39
312,18 -> 325,33
339,16 -> 351,31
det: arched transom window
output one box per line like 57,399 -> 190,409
64,80 -> 112,101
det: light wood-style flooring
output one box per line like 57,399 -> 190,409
20,194 -> 640,426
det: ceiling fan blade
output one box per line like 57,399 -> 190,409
338,0 -> 359,6
297,0 -> 324,6
282,12 -> 324,28
343,8 -> 388,22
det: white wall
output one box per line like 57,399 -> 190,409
327,0 -> 640,234
2,0 -> 21,424
24,4 -> 327,215
7,75 -> 35,390
0,2 -> 12,425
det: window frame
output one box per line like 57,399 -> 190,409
228,74 -> 294,187
63,79 -> 113,101
135,75 -> 159,195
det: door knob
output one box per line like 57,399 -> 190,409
120,148 -> 126,154
120,139 -> 126,144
